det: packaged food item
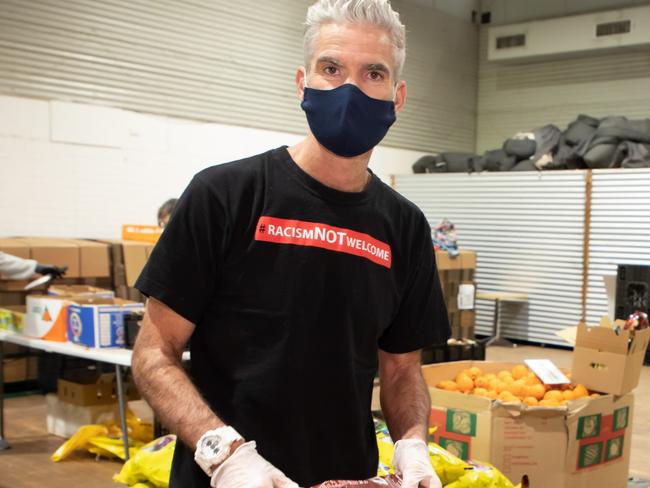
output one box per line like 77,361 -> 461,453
312,475 -> 402,487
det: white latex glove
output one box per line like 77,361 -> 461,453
210,441 -> 299,488
392,439 -> 442,488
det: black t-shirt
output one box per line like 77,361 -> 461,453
135,146 -> 449,487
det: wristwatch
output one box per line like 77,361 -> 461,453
194,426 -> 244,476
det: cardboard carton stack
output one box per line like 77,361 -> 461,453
0,238 -> 113,383
436,250 -> 477,340
0,237 -> 112,302
98,240 -> 154,302
47,371 -> 139,437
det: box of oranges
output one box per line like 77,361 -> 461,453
421,361 -> 633,488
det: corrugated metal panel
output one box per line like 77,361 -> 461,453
476,27 -> 650,152
585,168 -> 650,324
0,0 -> 478,153
395,171 -> 586,345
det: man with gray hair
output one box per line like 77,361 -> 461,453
132,1 -> 449,487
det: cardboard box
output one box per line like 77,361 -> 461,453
0,238 -> 30,259
436,250 -> 477,271
57,371 -> 139,406
572,319 -> 650,396
422,361 -> 633,488
0,237 -> 110,279
122,224 -> 162,244
99,240 -> 154,288
67,239 -> 110,278
67,298 -> 144,348
4,358 -> 26,383
25,295 -> 72,341
0,305 -> 26,332
46,393 -> 118,437
48,285 -> 114,299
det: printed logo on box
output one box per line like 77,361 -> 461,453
579,442 -> 603,469
576,411 -> 628,470
613,407 -> 628,431
438,438 -> 469,460
429,408 -> 475,461
577,414 -> 601,440
604,435 -> 624,462
446,409 -> 477,437
69,311 -> 83,340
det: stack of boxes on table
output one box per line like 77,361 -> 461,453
435,249 -> 477,341
0,236 -> 155,384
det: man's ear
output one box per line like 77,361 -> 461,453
394,80 -> 407,115
296,67 -> 307,102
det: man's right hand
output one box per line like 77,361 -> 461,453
210,441 -> 299,488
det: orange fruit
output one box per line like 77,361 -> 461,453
475,376 -> 490,389
562,390 -> 575,401
467,366 -> 483,379
497,370 -> 513,381
438,380 -> 458,391
507,380 -> 526,398
527,384 -> 546,401
544,390 -> 563,402
590,393 -> 601,398
486,390 -> 498,400
484,373 -> 497,381
512,364 -> 529,380
523,396 -> 538,406
498,391 -> 520,403
473,387 -> 489,397
456,373 -> 474,392
573,384 -> 589,399
489,379 -> 506,393
524,373 -> 542,386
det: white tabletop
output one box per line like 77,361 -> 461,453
0,330 -> 190,367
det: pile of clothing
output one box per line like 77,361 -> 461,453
413,114 -> 650,174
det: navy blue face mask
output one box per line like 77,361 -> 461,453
300,83 -> 397,157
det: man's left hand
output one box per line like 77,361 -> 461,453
392,439 -> 442,488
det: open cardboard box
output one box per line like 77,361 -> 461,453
48,284 -> 115,299
57,371 -> 139,407
422,361 -> 633,488
558,316 -> 650,396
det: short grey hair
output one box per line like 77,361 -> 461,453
303,0 -> 406,79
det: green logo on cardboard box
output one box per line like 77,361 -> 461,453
579,442 -> 603,468
613,407 -> 629,431
577,413 -> 601,440
446,409 -> 477,437
605,436 -> 624,462
439,437 -> 469,460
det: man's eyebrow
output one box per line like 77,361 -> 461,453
364,63 -> 390,74
316,56 -> 343,66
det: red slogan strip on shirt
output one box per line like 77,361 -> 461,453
255,216 -> 392,268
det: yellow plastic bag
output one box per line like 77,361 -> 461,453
51,409 -> 151,462
113,435 -> 176,488
443,461 -> 514,488
51,425 -> 110,462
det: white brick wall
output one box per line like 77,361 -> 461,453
0,95 -> 426,239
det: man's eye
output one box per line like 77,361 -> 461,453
369,71 -> 385,81
324,66 -> 339,75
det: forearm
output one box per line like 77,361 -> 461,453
380,366 -> 430,442
0,252 -> 36,280
132,343 -> 223,448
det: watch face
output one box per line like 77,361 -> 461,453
200,434 -> 222,458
